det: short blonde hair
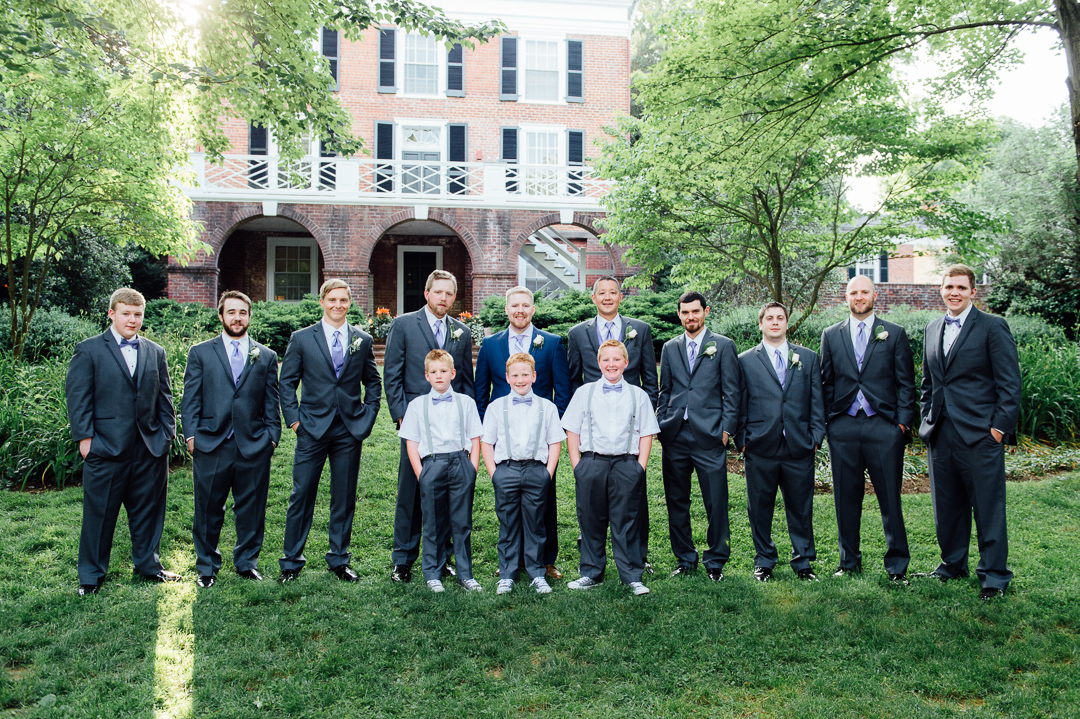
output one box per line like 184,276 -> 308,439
597,339 -> 628,362
109,288 -> 145,310
424,348 -> 455,372
505,286 -> 534,303
319,278 -> 351,300
506,352 -> 536,372
425,269 -> 458,293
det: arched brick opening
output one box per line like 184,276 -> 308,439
367,217 -> 476,315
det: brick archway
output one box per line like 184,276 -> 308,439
359,209 -> 480,271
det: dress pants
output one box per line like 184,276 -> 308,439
280,415 -> 363,572
745,439 -> 816,571
192,436 -> 272,576
662,420 -> 730,570
78,440 -> 169,584
827,412 -> 909,574
574,453 -> 645,584
418,451 -> 477,581
391,440 -> 424,567
927,416 -> 1011,590
492,459 -> 550,580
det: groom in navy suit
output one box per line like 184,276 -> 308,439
475,286 -> 571,576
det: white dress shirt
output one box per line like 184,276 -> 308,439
481,391 -> 566,463
110,326 -> 138,376
561,378 -> 659,455
399,389 -> 483,455
508,325 -> 534,356
848,313 -> 877,350
320,318 -> 349,357
943,303 -> 973,356
221,332 -> 250,360
762,340 -> 791,368
423,305 -> 450,343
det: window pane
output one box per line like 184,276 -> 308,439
404,34 -> 438,95
524,41 -> 558,101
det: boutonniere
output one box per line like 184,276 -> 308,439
874,326 -> 888,342
624,327 -> 638,342
347,336 -> 363,355
449,326 -> 464,342
247,347 -> 260,365
702,341 -> 717,358
788,350 -> 803,370
532,334 -> 545,350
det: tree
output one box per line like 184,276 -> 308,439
0,0 -> 503,359
597,0 -> 990,328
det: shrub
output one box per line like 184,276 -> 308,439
248,295 -> 367,356
0,307 -> 100,361
1015,340 -> 1080,442
143,298 -> 219,338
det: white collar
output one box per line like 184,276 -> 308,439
110,326 -> 138,345
946,303 -> 974,325
221,332 -> 250,353
423,305 -> 448,328
509,324 -> 533,338
428,388 -> 454,400
321,317 -> 348,337
762,340 -> 790,358
684,329 -> 707,344
850,313 -> 876,330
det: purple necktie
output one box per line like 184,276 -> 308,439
687,340 -> 697,372
331,331 -> 344,377
774,349 -> 786,389
434,320 -> 444,348
230,340 -> 244,386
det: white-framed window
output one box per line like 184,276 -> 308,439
267,237 -> 319,302
523,40 -> 560,102
402,33 -> 439,96
522,125 -> 562,195
852,253 -> 889,283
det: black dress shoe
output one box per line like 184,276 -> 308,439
707,569 -> 724,582
670,565 -> 696,578
980,587 -> 1005,601
137,570 -> 182,583
889,572 -> 910,586
832,565 -> 861,577
796,568 -> 818,581
280,568 -> 302,583
331,565 -> 359,582
441,563 -> 457,579
78,582 -> 101,596
390,565 -> 412,583
236,569 -> 263,581
196,575 -> 216,589
753,566 -> 772,582
643,561 -> 654,576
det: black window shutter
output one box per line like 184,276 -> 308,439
501,126 -> 518,193
448,123 -> 467,194
378,29 -> 396,93
567,130 -> 584,195
879,252 -> 889,283
447,43 -> 464,96
566,40 -> 583,102
248,123 -> 268,188
500,37 -> 518,101
322,28 -> 339,89
375,121 -> 394,192
847,266 -> 857,280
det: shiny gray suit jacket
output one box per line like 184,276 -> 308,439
383,309 -> 474,423
736,343 -> 825,459
656,330 -> 740,450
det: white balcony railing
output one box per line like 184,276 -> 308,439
185,153 -> 612,209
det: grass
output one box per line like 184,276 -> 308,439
2,399 -> 1080,718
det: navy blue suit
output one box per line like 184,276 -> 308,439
475,326 -> 570,566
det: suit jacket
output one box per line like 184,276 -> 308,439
820,318 -> 916,442
656,330 -> 740,450
181,336 -> 282,458
736,343 -> 825,459
383,309 -> 475,423
279,323 -> 381,441
567,315 -> 658,406
66,331 -> 175,459
920,306 -> 1022,446
474,327 -> 571,420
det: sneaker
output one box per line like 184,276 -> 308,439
530,576 -> 553,594
629,582 -> 650,596
496,579 -> 514,595
426,579 -> 445,593
567,576 -> 602,590
460,578 -> 483,592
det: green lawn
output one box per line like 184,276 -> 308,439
2,405 -> 1079,718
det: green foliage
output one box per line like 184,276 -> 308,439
0,307 -> 99,362
247,296 -> 367,356
1016,340 -> 1080,442
142,299 -> 220,339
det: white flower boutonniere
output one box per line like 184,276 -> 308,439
348,336 -> 363,355
789,350 -> 803,371
450,326 -> 464,342
624,327 -> 638,342
248,347 -> 260,365
532,334 -> 545,350
702,341 -> 717,358
874,326 -> 888,342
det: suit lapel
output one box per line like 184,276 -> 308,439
235,340 -> 260,391
214,335 -> 235,387
861,320 -> 880,370
688,329 -> 711,380
102,332 -> 136,388
134,335 -> 149,389
312,323 -> 337,377
755,344 -> 783,389
586,318 -> 601,357
337,325 -> 359,377
675,334 -> 691,378
417,311 -> 439,352
838,320 -> 860,375
945,308 -> 977,370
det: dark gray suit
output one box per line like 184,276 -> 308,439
278,322 -> 381,572
383,309 -> 474,567
920,307 -> 1021,590
820,318 -> 916,574
182,336 -> 281,577
736,343 -> 825,571
66,331 -> 175,584
656,330 -> 740,570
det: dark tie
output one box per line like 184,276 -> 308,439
774,349 -> 786,388
432,394 -> 452,404
687,340 -> 697,372
602,383 -> 622,394
331,330 -> 344,377
230,340 -> 244,386
120,337 -> 140,349
434,320 -> 444,348
512,396 -> 532,406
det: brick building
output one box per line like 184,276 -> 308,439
169,0 -> 637,315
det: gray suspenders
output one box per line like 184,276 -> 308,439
501,395 -> 546,461
584,382 -> 637,455
422,392 -> 466,457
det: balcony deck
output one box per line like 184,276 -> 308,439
184,153 -> 612,212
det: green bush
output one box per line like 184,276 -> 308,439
0,307 -> 100,361
1016,340 -> 1080,442
142,298 -> 219,338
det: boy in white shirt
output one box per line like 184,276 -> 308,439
562,339 -> 660,595
399,350 -> 484,593
482,352 -> 567,595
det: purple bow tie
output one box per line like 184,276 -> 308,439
120,337 -> 140,349
432,394 -> 452,404
944,316 -> 961,327
602,383 -> 622,394
512,396 -> 532,406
